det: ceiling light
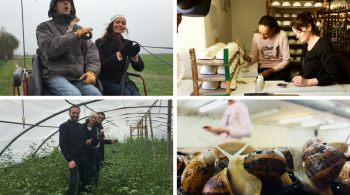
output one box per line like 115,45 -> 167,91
320,123 -> 350,130
250,108 -> 280,118
279,115 -> 313,124
301,119 -> 321,127
199,100 -> 227,112
327,120 -> 334,124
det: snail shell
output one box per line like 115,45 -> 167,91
326,142 -> 349,154
177,155 -> 189,176
244,150 -> 287,185
213,157 -> 229,176
303,138 -> 324,152
202,167 -> 233,195
181,151 -> 215,195
303,143 -> 346,188
278,147 -> 294,173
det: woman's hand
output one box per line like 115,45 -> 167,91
120,41 -> 133,56
292,76 -> 309,86
262,68 -> 275,78
212,128 -> 229,134
243,54 -> 251,62
130,44 -> 140,58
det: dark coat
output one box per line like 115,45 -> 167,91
83,123 -> 100,168
59,120 -> 87,163
299,38 -> 338,86
36,0 -> 100,84
95,36 -> 144,90
96,124 -> 113,161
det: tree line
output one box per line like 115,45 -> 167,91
0,26 -> 19,60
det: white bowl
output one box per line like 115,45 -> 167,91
283,13 -> 291,17
271,1 -> 281,6
213,42 -> 226,48
275,13 -> 282,17
295,57 -> 301,62
289,31 -> 296,36
283,21 -> 291,25
291,13 -> 298,17
290,49 -> 296,54
290,57 -> 294,62
304,2 -> 313,7
217,66 -> 225,75
293,2 -> 302,7
200,65 -> 218,75
289,39 -> 296,44
297,40 -> 303,45
314,2 -> 323,7
197,50 -> 215,60
316,21 -> 321,27
202,81 -> 220,90
282,2 -> 291,6
296,49 -> 303,54
277,21 -> 282,25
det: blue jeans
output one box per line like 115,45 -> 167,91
92,148 -> 102,186
86,166 -> 95,186
68,155 -> 88,195
104,82 -> 140,96
46,77 -> 102,96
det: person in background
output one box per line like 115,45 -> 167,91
92,112 -> 117,185
291,12 -> 338,86
204,100 -> 252,143
243,15 -> 290,81
83,112 -> 100,189
59,105 -> 92,195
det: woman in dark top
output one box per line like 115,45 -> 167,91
291,12 -> 338,86
95,14 -> 144,95
83,112 -> 101,187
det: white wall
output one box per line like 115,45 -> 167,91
177,0 -> 233,79
176,115 -> 345,149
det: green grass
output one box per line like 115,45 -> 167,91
0,54 -> 173,96
0,58 -> 32,96
0,136 -> 173,195
128,54 -> 173,96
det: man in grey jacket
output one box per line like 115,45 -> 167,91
36,0 -> 102,96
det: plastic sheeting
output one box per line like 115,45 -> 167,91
0,99 -> 172,163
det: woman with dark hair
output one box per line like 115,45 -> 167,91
243,15 -> 290,81
83,112 -> 102,188
291,12 -> 338,86
95,15 -> 144,95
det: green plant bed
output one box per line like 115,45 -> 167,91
0,137 -> 173,195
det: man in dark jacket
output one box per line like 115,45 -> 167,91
92,112 -> 117,185
36,0 -> 102,96
59,105 -> 92,195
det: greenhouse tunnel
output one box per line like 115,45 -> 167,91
0,99 -> 173,165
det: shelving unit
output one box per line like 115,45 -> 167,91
189,38 -> 240,96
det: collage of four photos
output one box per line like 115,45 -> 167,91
1,0 -> 350,194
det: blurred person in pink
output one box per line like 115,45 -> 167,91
204,100 -> 252,143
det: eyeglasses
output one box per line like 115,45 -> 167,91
98,116 -> 105,120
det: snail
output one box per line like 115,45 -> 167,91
244,149 -> 287,185
202,167 -> 233,195
180,150 -> 215,195
326,142 -> 349,154
303,143 -> 346,188
200,138 -> 262,195
302,138 -> 324,152
177,155 -> 189,176
213,141 -> 258,160
287,146 -> 333,195
213,157 -> 229,176
277,147 -> 294,173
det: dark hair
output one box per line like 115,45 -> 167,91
97,112 -> 105,118
256,15 -> 280,33
98,17 -> 129,50
69,105 -> 80,113
291,12 -> 316,34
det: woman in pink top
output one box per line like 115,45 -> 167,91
243,15 -> 290,81
204,100 -> 252,143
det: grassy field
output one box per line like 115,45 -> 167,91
0,137 -> 173,195
0,54 -> 173,96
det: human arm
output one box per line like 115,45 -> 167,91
36,23 -> 78,60
95,39 -> 125,71
248,34 -> 259,63
271,32 -> 290,73
59,123 -> 73,163
314,42 -> 338,86
292,76 -> 318,86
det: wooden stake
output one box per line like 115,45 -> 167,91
167,100 -> 172,179
190,48 -> 199,96
144,114 -> 147,145
149,110 -> 156,160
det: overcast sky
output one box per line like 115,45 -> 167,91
0,0 -> 173,55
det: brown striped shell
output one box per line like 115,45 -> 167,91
202,167 -> 233,195
302,138 -> 324,152
177,155 -> 189,176
244,150 -> 287,185
181,151 -> 215,195
278,147 -> 294,173
213,157 -> 229,176
303,143 -> 347,187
